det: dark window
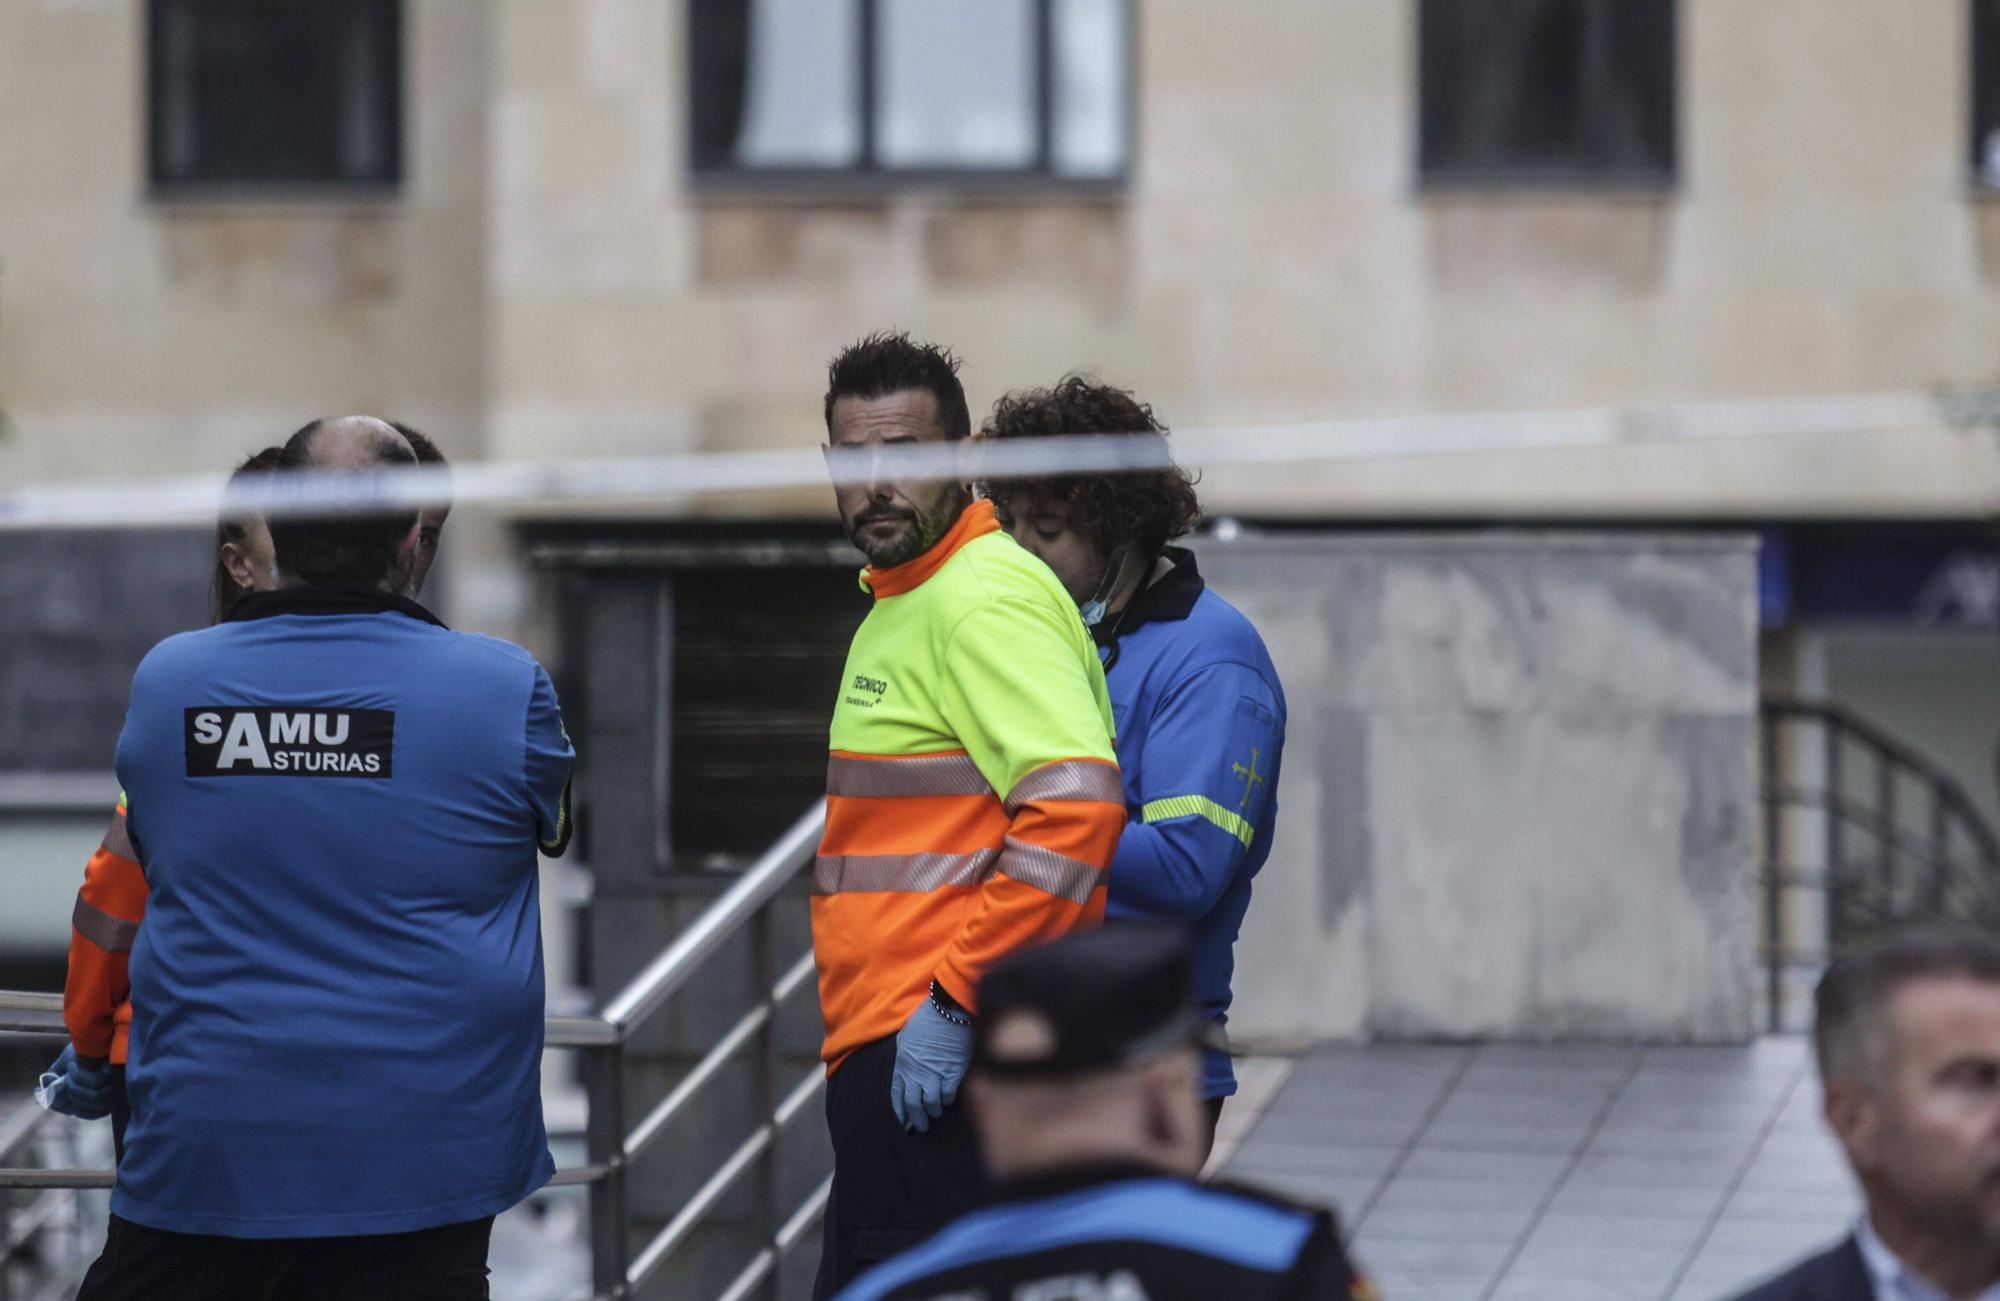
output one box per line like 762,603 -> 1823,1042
148,0 -> 402,192
1419,0 -> 1675,185
670,567 -> 866,865
689,0 -> 1131,185
0,529 -> 210,774
1975,0 -> 2000,185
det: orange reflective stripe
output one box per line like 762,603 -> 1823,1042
827,751 -> 993,799
995,838 -> 1103,905
1004,757 -> 1124,814
822,794 -> 1012,857
813,850 -> 999,895
1004,801 -> 1125,866
72,897 -> 139,953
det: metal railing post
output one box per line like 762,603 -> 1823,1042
1877,748 -> 1897,911
1826,724 -> 1846,935
751,905 -> 781,1301
1928,789 -> 1952,917
583,1044 -> 629,1299
1762,707 -> 1785,1032
1,1192 -> 14,1301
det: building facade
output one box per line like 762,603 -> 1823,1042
3,0 -> 1997,985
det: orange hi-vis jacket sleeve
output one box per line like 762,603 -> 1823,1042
64,797 -> 146,1065
814,502 -> 1125,1070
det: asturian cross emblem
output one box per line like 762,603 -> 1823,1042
1231,748 -> 1265,810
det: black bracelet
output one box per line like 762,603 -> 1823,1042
929,980 -> 973,1027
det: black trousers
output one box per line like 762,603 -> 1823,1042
76,1214 -> 494,1301
812,1035 -> 986,1300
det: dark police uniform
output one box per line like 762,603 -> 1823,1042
835,926 -> 1373,1301
831,1161 -> 1365,1300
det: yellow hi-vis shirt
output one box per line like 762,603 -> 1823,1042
814,499 -> 1124,1069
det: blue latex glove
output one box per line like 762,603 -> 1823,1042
890,999 -> 973,1134
37,1045 -> 113,1121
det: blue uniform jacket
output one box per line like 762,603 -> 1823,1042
834,1162 -> 1360,1301
1098,550 -> 1286,1098
112,588 -> 573,1238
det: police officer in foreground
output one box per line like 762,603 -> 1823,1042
835,927 -> 1372,1301
78,416 -> 573,1299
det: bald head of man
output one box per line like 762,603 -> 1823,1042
269,415 -> 422,595
285,415 -> 414,469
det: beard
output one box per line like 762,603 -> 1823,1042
847,489 -> 965,568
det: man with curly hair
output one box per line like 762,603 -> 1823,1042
981,376 -> 1288,1157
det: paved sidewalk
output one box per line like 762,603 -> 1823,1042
1221,1038 -> 1858,1301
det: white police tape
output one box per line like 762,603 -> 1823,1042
0,388 -> 1994,530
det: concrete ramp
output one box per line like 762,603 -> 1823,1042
1221,1039 -> 1856,1301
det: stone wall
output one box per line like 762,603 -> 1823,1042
477,0 -> 2000,524
1198,531 -> 1761,1043
5,0 -> 1999,634
0,0 -> 491,484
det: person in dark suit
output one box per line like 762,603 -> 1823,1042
1733,1237 -> 1871,1301
1732,928 -> 2000,1301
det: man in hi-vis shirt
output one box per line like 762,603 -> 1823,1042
812,333 -> 1126,1297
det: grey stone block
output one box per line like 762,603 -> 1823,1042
1543,1178 -> 1727,1219
1201,532 -> 1759,1043
1584,1123 -> 1768,1159
1719,1184 -> 1860,1223
1696,1217 -> 1850,1261
1356,1204 -> 1536,1244
1348,1233 -> 1516,1279
1502,1239 -> 1692,1285
1245,1099 -> 1436,1144
1234,1170 -> 1384,1214
1417,1117 -> 1594,1155
1371,1174 -> 1548,1213
1364,1272 -> 1495,1301
1396,1148 -> 1572,1187
1566,1150 -> 1744,1190
1518,1209 -> 1709,1254
1488,1275 -> 1667,1301
1228,1140 -> 1405,1179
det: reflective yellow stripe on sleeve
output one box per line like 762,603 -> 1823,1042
1141,795 -> 1254,849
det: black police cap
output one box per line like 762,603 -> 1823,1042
973,925 -> 1221,1078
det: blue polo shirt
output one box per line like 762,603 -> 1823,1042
1098,550 -> 1286,1099
112,588 -> 573,1238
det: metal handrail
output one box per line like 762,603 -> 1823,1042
716,1176 -> 835,1301
1761,696 -> 2000,1031
0,990 -> 66,1039
0,798 -> 834,1298
622,951 -> 818,1163
0,1096 -> 49,1167
1763,695 -> 2000,863
625,1064 -> 826,1295
597,801 -> 825,1035
1761,784 -> 1997,876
